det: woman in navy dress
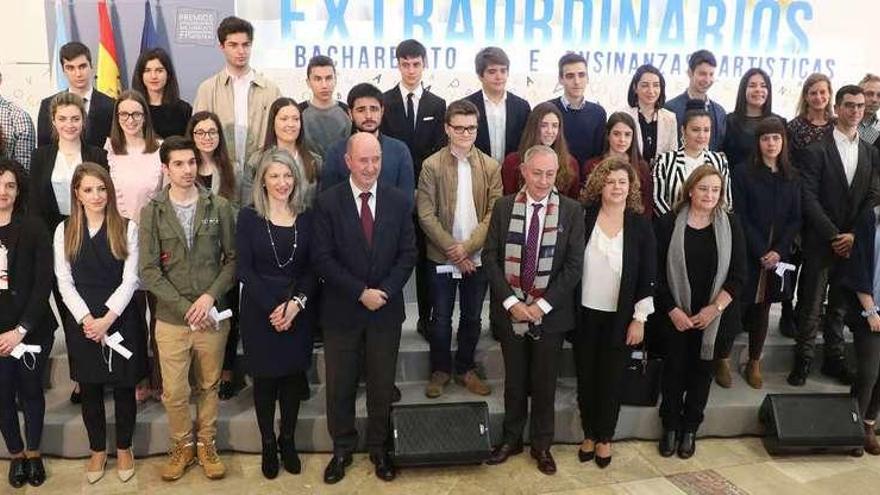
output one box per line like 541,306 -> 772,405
237,149 -> 315,479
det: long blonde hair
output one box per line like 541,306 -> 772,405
64,163 -> 129,262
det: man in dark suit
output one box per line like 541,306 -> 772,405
312,132 -> 417,484
464,47 -> 531,164
381,38 -> 447,339
482,145 -> 585,475
36,42 -> 113,148
792,85 -> 880,387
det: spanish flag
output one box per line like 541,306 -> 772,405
96,0 -> 121,97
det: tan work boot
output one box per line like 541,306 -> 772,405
197,440 -> 226,479
745,359 -> 763,389
865,423 -> 880,455
425,371 -> 451,398
714,359 -> 732,388
455,370 -> 491,396
161,441 -> 195,481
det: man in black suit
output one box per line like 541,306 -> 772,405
792,85 -> 880,386
464,47 -> 531,163
381,38 -> 447,340
482,145 -> 585,475
36,42 -> 113,148
312,132 -> 417,484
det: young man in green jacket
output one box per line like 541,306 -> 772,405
138,136 -> 237,481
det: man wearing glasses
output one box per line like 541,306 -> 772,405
416,100 -> 502,398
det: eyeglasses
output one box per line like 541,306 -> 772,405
193,129 -> 219,139
117,111 -> 144,122
449,125 -> 478,135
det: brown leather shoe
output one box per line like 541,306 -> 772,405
455,370 -> 491,396
485,443 -> 523,465
530,448 -> 556,475
714,358 -> 732,388
746,359 -> 763,389
425,371 -> 451,398
865,423 -> 880,455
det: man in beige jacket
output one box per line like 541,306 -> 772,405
417,99 -> 502,398
194,16 -> 281,178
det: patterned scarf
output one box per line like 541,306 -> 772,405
504,187 -> 560,338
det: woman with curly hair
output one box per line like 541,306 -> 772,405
574,157 -> 657,468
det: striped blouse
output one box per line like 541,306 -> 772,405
652,147 -> 731,216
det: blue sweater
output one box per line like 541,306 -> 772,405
320,133 -> 415,208
665,91 -> 727,152
549,97 -> 607,169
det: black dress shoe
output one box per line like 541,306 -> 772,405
787,357 -> 812,386
486,443 -> 523,465
821,356 -> 855,385
659,430 -> 678,457
595,455 -> 612,468
261,441 -> 279,479
25,457 -> 46,487
678,432 -> 696,459
218,380 -> 235,400
577,448 -> 595,463
323,454 -> 352,484
8,458 -> 27,488
530,449 -> 556,475
371,453 -> 396,481
278,436 -> 301,474
391,384 -> 402,403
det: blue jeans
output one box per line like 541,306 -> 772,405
428,262 -> 488,374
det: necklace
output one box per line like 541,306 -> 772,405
265,216 -> 297,268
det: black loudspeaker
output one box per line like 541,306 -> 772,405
759,393 -> 864,455
391,401 -> 492,466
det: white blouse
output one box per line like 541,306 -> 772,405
50,149 -> 82,216
581,225 -> 655,320
53,221 -> 140,323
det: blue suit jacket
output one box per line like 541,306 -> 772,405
312,182 -> 417,331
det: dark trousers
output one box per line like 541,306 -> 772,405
0,347 -> 51,454
497,327 -> 564,451
415,217 -> 432,323
743,302 -> 772,360
574,308 -> 628,442
795,251 -> 847,360
428,263 -> 488,374
252,373 -> 305,444
847,304 -> 880,422
324,322 -> 401,456
222,287 -> 240,372
80,384 -> 136,451
134,291 -> 161,388
660,328 -> 714,432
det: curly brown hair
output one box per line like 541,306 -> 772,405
579,157 -> 643,213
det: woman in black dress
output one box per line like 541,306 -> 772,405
53,163 -> 146,484
655,165 -> 746,459
131,47 -> 192,139
237,150 -> 315,479
0,159 -> 55,488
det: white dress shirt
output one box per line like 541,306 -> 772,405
833,127 -> 859,186
51,149 -> 82,216
53,222 -> 140,323
229,68 -> 255,167
349,177 -> 377,218
398,83 -> 424,125
452,157 -> 481,265
483,92 -> 507,163
502,192 -> 552,314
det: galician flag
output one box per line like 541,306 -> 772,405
96,0 -> 121,97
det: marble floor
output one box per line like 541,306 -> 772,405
2,438 -> 879,494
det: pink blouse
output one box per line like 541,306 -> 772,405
106,143 -> 164,223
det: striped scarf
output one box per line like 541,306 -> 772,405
504,187 -> 560,337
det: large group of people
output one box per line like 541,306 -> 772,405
2,13 -> 880,489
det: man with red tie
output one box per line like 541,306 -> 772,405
312,132 -> 417,484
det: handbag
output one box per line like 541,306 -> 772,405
619,345 -> 664,407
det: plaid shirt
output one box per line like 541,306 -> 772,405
0,95 -> 36,170
859,113 -> 880,145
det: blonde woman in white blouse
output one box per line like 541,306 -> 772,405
575,158 -> 657,468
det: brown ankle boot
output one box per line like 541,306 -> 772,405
746,359 -> 763,389
865,423 -> 880,455
714,358 -> 732,388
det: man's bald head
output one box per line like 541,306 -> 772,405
345,132 -> 382,191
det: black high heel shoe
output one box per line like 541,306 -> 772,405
25,457 -> 46,487
8,457 -> 27,488
595,442 -> 612,468
577,448 -> 595,463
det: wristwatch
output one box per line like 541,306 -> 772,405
862,306 -> 880,318
15,326 -> 27,336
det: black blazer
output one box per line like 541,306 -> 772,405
800,133 -> 880,256
464,90 -> 531,158
37,89 -> 115,148
312,182 -> 417,331
579,205 -> 657,348
0,215 -> 56,344
381,84 -> 447,181
28,143 -> 109,232
732,165 -> 802,303
482,193 -> 585,334
842,207 -> 879,297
